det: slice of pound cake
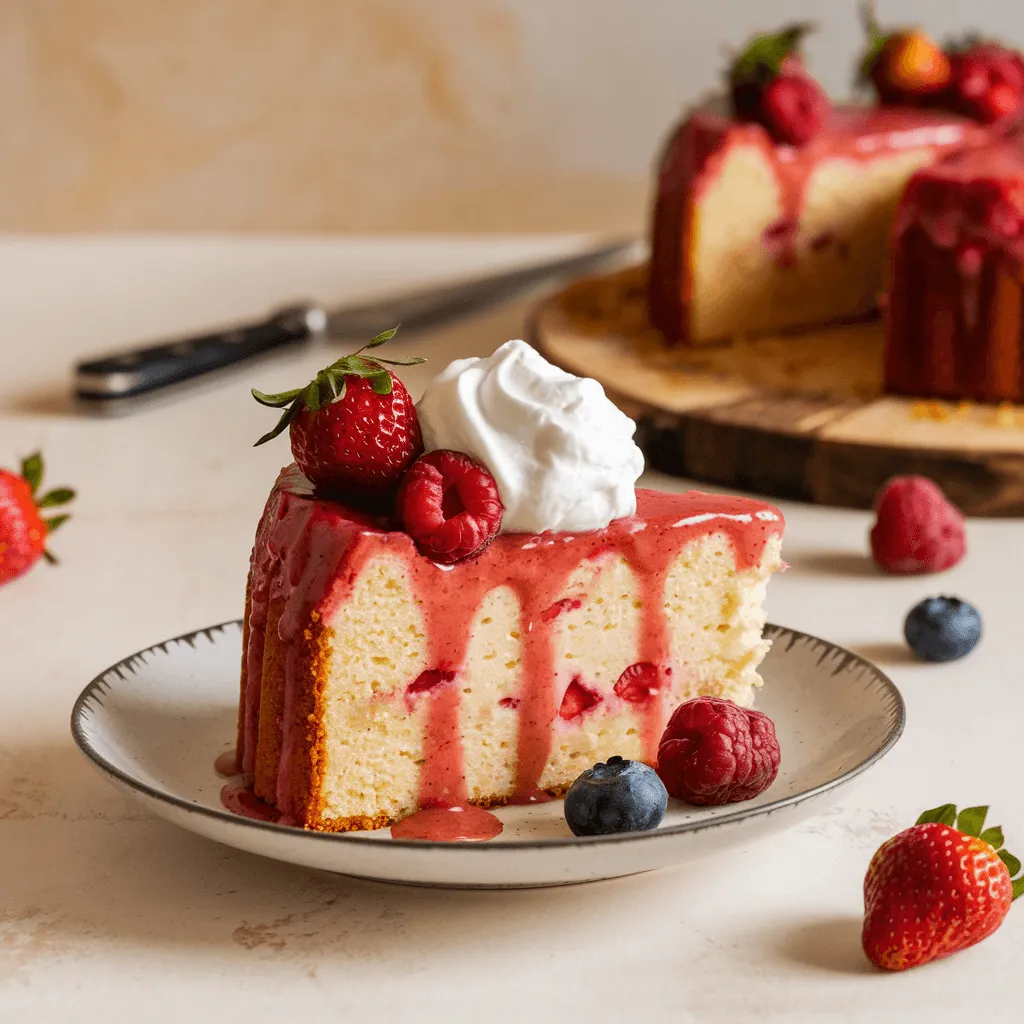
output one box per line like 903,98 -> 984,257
237,335 -> 784,833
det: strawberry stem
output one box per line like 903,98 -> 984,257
857,1 -> 890,84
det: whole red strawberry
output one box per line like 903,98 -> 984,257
858,3 -> 951,105
0,452 -> 75,586
863,803 -> 1023,971
870,476 -> 966,574
252,327 -> 425,508
729,23 -> 830,145
948,43 -> 1024,124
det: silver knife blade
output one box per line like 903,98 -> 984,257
73,238 -> 638,409
325,238 -> 638,338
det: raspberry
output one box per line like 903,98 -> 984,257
656,697 -> 780,806
948,45 -> 1024,124
870,476 -> 966,575
613,662 -> 660,704
404,668 -> 456,711
759,73 -> 829,145
395,449 -> 504,564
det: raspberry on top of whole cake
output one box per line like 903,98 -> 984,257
231,330 -> 785,837
648,9 -> 1024,357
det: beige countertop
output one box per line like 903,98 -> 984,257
1,235 -> 1021,1022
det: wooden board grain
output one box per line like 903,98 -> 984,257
528,265 -> 1024,516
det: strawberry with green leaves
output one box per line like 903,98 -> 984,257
0,452 -> 75,586
729,23 -> 830,145
863,803 -> 1022,971
252,327 -> 425,508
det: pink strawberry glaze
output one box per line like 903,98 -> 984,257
390,805 -> 504,842
234,466 -> 784,836
649,104 -> 990,345
220,777 -> 287,823
885,139 -> 1024,402
214,750 -> 240,778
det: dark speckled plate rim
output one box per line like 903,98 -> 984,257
70,619 -> 906,853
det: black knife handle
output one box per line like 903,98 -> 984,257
73,304 -> 328,402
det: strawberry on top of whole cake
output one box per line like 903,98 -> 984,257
233,331 -> 784,836
649,11 -> 1024,352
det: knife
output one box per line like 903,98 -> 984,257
72,239 -> 637,408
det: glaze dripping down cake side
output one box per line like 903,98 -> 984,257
884,140 -> 1024,403
238,467 -> 784,832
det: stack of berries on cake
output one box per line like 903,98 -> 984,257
236,330 -> 785,833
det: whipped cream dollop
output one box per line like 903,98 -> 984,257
416,340 -> 644,534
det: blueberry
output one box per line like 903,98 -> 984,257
904,596 -> 981,663
564,755 -> 668,836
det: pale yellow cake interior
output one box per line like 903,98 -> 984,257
689,143 -> 938,344
314,532 -> 783,829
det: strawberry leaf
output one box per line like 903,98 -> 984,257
362,327 -> 400,350
999,849 -> 1022,876
42,549 -> 58,566
253,404 -> 298,447
303,380 -> 321,413
369,372 -> 394,396
857,1 -> 888,83
1013,876 -> 1024,902
44,514 -> 70,533
917,803 -> 957,827
341,356 -> 377,375
372,356 -> 428,367
37,487 -> 75,509
251,387 -> 303,408
20,452 -> 43,494
957,805 -> 989,837
731,23 -> 813,86
981,826 -> 1005,850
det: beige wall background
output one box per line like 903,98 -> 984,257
3,0 -> 1023,234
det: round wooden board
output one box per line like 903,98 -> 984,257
528,264 -> 1024,517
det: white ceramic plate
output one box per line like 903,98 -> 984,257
71,621 -> 904,888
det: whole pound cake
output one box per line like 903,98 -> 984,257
236,337 -> 783,833
646,17 -> 1024,410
